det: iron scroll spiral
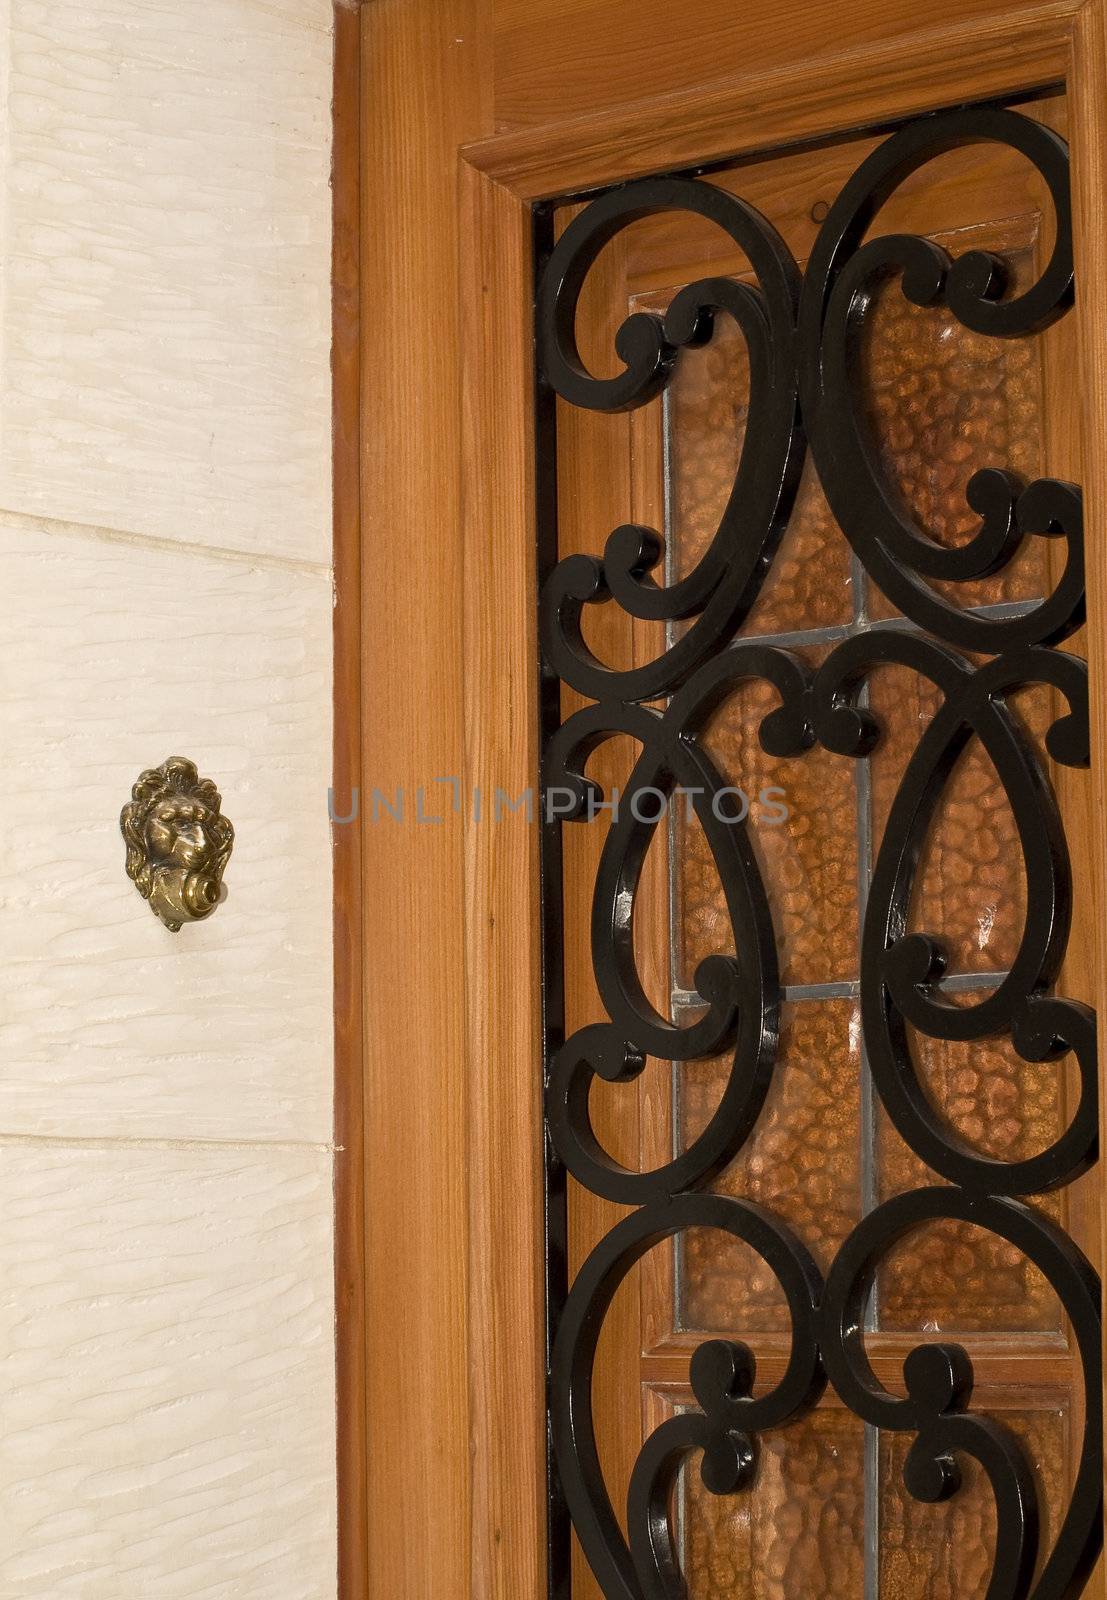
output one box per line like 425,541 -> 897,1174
536,106 -> 1101,1600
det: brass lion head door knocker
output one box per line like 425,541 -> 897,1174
120,757 -> 234,931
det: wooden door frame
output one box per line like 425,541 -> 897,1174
336,2 -> 1107,1595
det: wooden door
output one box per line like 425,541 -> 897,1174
342,4 -> 1107,1598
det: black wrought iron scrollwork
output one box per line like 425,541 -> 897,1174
536,103 -> 1102,1600
545,645 -> 811,1206
821,1189 -> 1103,1600
551,1195 -> 824,1600
538,179 -> 805,703
812,631 -> 1098,1198
799,106 -> 1082,654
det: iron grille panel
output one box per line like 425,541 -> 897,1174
535,105 -> 1101,1600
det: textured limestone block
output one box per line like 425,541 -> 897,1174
0,522 -> 333,1142
0,0 -> 333,560
0,1142 -> 336,1599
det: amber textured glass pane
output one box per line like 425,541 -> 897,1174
877,1040 -> 1063,1331
679,1001 -> 861,1333
867,667 -> 1055,978
668,316 -> 854,634
858,248 -> 1046,619
880,1407 -> 1066,1600
681,1404 -> 866,1600
890,1025 -> 1066,1169
676,653 -> 858,989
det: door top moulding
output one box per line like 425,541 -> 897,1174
461,0 -> 1083,202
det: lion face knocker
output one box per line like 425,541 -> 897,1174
120,757 -> 234,932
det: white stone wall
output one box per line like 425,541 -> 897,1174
0,0 -> 337,1593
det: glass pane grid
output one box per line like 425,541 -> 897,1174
663,378 -> 1043,1600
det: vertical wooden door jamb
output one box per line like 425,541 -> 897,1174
351,3 -> 495,1597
